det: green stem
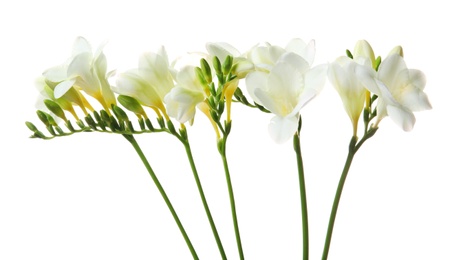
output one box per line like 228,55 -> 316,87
219,136 -> 244,260
183,139 -> 227,259
123,134 -> 199,260
293,132 -> 309,260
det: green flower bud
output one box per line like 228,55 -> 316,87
222,55 -> 233,75
117,95 -> 146,117
44,99 -> 67,121
195,67 -> 208,86
25,121 -> 38,132
113,106 -> 129,123
213,56 -> 222,75
201,58 -> 212,84
36,110 -> 50,127
374,56 -> 381,71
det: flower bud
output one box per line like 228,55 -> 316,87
200,58 -> 212,84
222,55 -> 233,75
44,99 -> 67,121
118,95 -> 147,118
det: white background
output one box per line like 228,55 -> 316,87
1,0 -> 459,259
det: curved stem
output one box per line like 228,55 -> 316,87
322,136 -> 356,260
123,134 -> 199,260
293,132 -> 309,260
183,139 -> 228,259
219,135 -> 244,260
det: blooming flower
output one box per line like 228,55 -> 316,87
357,53 -> 432,131
35,76 -> 94,120
164,65 -> 207,124
112,46 -> 174,119
245,39 -> 327,143
43,37 -> 116,113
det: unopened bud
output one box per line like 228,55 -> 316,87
201,58 -> 212,84
213,56 -> 222,75
44,99 -> 67,121
118,95 -> 146,117
222,55 -> 233,75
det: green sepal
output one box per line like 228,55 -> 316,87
157,117 -> 165,129
167,120 -> 177,135
93,111 -> 106,130
138,118 -> 146,131
217,138 -> 225,156
85,114 -> 97,130
65,120 -> 75,132
146,118 -> 155,131
224,120 -> 232,135
100,110 -> 112,128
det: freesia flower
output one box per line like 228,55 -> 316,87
245,39 -> 326,143
112,47 -> 174,120
35,76 -> 94,120
357,53 -> 432,131
164,65 -> 207,124
43,37 -> 116,113
246,50 -> 327,143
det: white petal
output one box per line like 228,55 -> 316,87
43,64 -> 68,82
206,42 -> 240,62
378,54 -> 407,89
303,64 -> 327,96
245,71 -> 268,105
268,115 -> 299,144
164,87 -> 204,123
67,52 -> 92,78
279,52 -> 310,73
400,87 -> 432,111
387,104 -> 416,131
285,38 -> 315,66
408,69 -> 426,90
355,65 -> 380,94
54,79 -> 76,98
72,36 -> 92,57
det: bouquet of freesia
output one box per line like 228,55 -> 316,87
26,36 -> 431,260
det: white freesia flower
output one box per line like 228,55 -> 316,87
328,56 -> 367,136
43,37 -> 116,112
112,46 -> 174,119
164,66 -> 207,124
357,53 -> 432,131
35,76 -> 94,119
246,51 -> 327,143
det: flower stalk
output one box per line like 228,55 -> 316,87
293,116 -> 309,260
123,134 -> 199,260
179,128 -> 228,259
